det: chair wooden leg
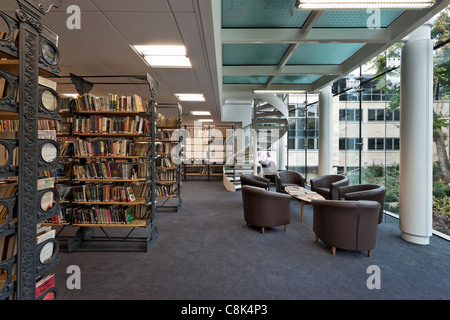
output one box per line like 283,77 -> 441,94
368,250 -> 372,257
284,224 -> 287,231
261,227 -> 265,234
315,234 -> 318,242
331,246 -> 336,256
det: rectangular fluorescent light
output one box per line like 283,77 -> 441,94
253,90 -> 306,94
133,45 -> 191,68
144,55 -> 191,67
295,0 -> 435,9
190,111 -> 211,116
197,119 -> 213,122
134,45 -> 186,56
175,93 -> 205,101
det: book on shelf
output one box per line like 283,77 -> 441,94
72,138 -> 150,157
70,183 -> 137,203
73,115 -> 150,135
157,114 -> 178,127
72,205 -> 135,224
36,228 -> 55,264
37,176 -> 55,212
74,93 -> 146,112
36,273 -> 56,300
156,183 -> 177,197
38,129 -> 57,141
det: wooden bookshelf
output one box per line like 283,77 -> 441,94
155,107 -> 182,211
47,79 -> 159,252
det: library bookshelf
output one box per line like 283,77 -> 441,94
155,105 -> 182,212
42,74 -> 160,253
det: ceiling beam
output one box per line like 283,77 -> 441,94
222,28 -> 391,44
223,83 -> 312,93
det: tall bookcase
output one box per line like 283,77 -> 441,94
0,1 -> 63,300
155,105 -> 182,212
47,74 -> 159,253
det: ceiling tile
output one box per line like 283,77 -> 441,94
103,11 -> 182,45
91,0 -> 170,11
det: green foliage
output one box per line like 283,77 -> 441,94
433,180 -> 450,198
433,195 -> 450,235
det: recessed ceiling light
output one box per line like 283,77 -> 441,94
133,45 -> 192,68
134,45 -> 186,56
197,119 -> 213,122
190,111 -> 211,116
144,55 -> 191,68
175,94 -> 205,101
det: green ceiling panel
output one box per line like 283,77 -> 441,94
223,76 -> 269,84
314,9 -> 404,28
287,43 -> 366,65
222,0 -> 311,28
223,43 -> 290,65
273,75 -> 323,84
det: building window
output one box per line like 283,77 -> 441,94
368,138 -> 400,150
288,103 -> 319,150
339,109 -> 362,122
368,109 -> 400,121
339,138 -> 362,150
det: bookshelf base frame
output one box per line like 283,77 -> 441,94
54,224 -> 158,253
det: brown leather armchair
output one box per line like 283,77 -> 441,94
275,170 -> 306,193
242,185 -> 291,234
312,199 -> 380,257
338,184 -> 387,224
240,174 -> 270,190
310,174 -> 349,200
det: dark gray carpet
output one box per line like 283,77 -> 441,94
51,180 -> 450,300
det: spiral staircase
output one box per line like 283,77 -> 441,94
223,94 -> 289,192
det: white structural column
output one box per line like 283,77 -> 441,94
318,85 -> 333,176
399,23 -> 433,245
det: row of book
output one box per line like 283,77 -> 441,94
155,142 -> 176,155
156,169 -> 178,182
70,139 -> 151,157
157,130 -> 176,140
68,184 -> 136,203
72,160 -> 149,180
0,120 -> 18,132
156,183 -> 178,197
74,93 -> 147,113
73,115 -> 151,135
157,114 -> 179,127
72,205 -> 135,225
156,157 -> 175,169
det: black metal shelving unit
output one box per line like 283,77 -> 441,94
0,0 -> 63,300
47,74 -> 159,253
